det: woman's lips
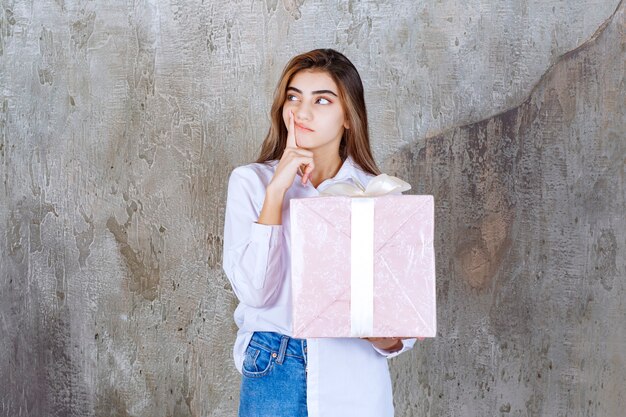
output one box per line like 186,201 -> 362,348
296,123 -> 314,132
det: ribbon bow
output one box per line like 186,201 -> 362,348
320,173 -> 412,197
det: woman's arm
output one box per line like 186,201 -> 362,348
222,112 -> 314,307
222,167 -> 285,308
257,184 -> 286,225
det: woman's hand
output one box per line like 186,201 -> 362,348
258,110 -> 315,225
364,336 -> 426,352
267,110 -> 315,194
364,337 -> 404,352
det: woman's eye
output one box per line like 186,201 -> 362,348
316,97 -> 331,105
286,94 -> 298,101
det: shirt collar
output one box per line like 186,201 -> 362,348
316,156 -> 365,192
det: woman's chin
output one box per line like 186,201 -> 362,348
295,139 -> 313,149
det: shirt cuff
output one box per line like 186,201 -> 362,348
372,338 -> 416,359
248,222 -> 283,290
250,222 -> 282,246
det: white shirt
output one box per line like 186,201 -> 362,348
222,156 -> 415,417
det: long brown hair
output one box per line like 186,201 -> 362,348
256,49 -> 381,176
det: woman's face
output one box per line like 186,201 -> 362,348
282,70 -> 349,152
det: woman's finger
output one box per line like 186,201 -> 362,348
301,161 -> 315,185
283,149 -> 313,168
290,155 -> 313,184
288,147 -> 313,158
286,109 -> 298,149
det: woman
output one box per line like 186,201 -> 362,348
223,48 -> 416,417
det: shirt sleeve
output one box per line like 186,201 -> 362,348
371,338 -> 417,359
222,166 -> 285,308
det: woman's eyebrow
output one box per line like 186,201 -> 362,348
287,86 -> 338,97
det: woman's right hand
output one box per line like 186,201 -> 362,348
258,110 -> 315,225
267,110 -> 315,195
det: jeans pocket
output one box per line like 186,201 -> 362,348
242,344 -> 274,378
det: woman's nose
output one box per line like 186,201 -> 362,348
295,102 -> 312,121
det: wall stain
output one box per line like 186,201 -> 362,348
446,112 -> 520,290
346,16 -> 373,46
30,199 -> 58,254
282,0 -> 306,20
265,0 -> 279,14
95,387 -> 132,417
70,11 -> 95,50
205,16 -> 217,54
383,2 -> 624,414
106,200 -> 161,301
7,209 -> 24,263
207,233 -> 223,269
128,3 -> 157,113
591,229 -> 618,291
456,209 -> 514,291
0,99 -> 6,160
73,206 -> 95,268
37,27 -> 55,85
29,148 -> 42,196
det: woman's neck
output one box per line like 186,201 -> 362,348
309,150 -> 343,189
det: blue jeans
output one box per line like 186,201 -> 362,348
239,332 -> 308,417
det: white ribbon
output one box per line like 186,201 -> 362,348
350,198 -> 375,337
321,174 -> 411,337
319,173 -> 411,197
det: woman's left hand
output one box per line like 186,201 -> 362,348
364,337 -> 404,352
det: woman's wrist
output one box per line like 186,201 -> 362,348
266,182 -> 287,199
257,185 -> 286,225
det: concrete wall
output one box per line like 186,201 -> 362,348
1,1 -> 623,416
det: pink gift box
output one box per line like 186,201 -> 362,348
290,195 -> 436,338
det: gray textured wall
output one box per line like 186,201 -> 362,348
1,1 -> 624,416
